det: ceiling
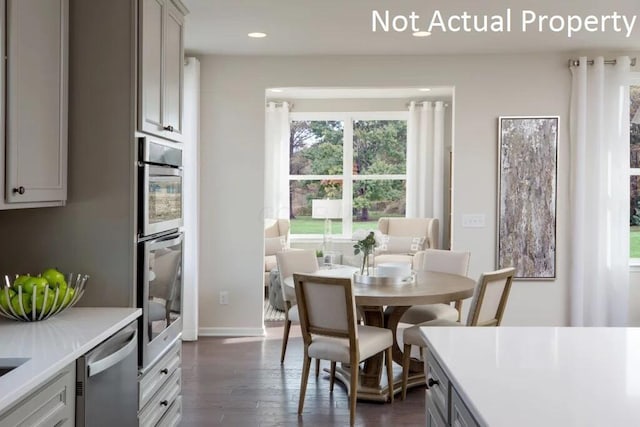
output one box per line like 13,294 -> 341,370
183,0 -> 640,56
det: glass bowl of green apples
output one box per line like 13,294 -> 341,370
0,269 -> 89,321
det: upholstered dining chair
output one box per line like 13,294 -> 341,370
374,217 -> 439,268
275,250 -> 319,364
293,273 -> 395,426
400,249 -> 471,324
400,267 -> 515,399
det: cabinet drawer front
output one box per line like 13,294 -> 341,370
426,389 -> 447,427
426,350 -> 450,422
139,368 -> 181,427
139,340 -> 181,409
156,395 -> 182,427
0,363 -> 75,427
451,387 -> 480,427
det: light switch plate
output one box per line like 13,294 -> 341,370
462,214 -> 486,228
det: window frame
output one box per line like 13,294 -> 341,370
289,111 -> 409,240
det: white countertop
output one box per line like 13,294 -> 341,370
0,307 -> 141,413
420,327 -> 640,427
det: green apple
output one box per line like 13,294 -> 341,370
42,268 -> 67,289
12,275 -> 31,291
0,288 -> 15,312
10,293 -> 32,317
34,290 -> 55,315
55,285 -> 75,308
22,277 -> 49,294
60,287 -> 75,307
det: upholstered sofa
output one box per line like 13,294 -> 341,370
373,217 -> 439,268
264,219 -> 290,290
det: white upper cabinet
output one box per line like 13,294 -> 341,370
3,0 -> 68,205
139,0 -> 187,143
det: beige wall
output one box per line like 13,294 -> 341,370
198,52 -> 639,334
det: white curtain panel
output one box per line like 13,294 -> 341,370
569,56 -> 631,326
406,101 -> 446,243
264,102 -> 290,219
182,57 -> 200,341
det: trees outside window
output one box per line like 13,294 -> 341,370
289,112 -> 407,236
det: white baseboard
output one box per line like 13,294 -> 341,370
182,328 -> 198,341
198,326 -> 266,337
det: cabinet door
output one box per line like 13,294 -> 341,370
5,0 -> 68,203
162,0 -> 184,141
0,362 -> 75,427
139,0 -> 185,143
139,0 -> 164,137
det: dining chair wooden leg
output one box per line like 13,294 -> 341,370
298,354 -> 312,415
455,299 -> 463,322
315,358 -> 320,378
349,362 -> 359,426
280,319 -> 291,364
329,362 -> 336,392
401,343 -> 411,400
386,347 -> 394,403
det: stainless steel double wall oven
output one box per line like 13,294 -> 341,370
137,136 -> 184,371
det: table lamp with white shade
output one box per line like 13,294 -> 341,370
633,107 -> 640,125
312,199 -> 342,253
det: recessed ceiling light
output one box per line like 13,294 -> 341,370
413,31 -> 431,37
269,88 -> 283,93
419,88 -> 431,92
248,32 -> 267,38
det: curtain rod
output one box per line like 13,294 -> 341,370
406,101 -> 450,108
266,101 -> 293,108
568,57 -> 636,67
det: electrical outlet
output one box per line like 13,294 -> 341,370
462,214 -> 486,228
219,291 -> 229,305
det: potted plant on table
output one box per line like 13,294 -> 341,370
315,249 -> 324,266
353,231 -> 377,275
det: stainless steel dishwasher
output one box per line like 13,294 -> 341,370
76,321 -> 138,427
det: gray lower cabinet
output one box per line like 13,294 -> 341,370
425,350 -> 479,427
0,362 -> 75,427
139,340 -> 182,427
426,389 -> 447,427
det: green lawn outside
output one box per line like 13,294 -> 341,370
291,214 -> 402,235
631,227 -> 640,258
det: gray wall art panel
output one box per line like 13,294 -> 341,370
497,116 -> 558,279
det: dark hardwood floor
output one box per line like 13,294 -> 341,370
181,321 -> 426,426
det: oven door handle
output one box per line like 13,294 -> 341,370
150,233 -> 184,249
88,330 -> 138,377
147,164 -> 182,176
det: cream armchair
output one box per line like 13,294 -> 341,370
374,217 -> 439,268
264,219 -> 290,290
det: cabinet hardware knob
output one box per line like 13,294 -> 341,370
427,378 -> 440,387
160,400 -> 169,407
163,125 -> 174,132
12,186 -> 25,195
160,368 -> 169,374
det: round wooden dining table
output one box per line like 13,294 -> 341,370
284,266 -> 476,402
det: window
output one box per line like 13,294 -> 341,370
630,75 -> 640,258
288,112 -> 408,237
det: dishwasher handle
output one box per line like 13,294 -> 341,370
88,330 -> 138,377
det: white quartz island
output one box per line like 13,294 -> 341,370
420,326 -> 640,427
0,307 -> 141,414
